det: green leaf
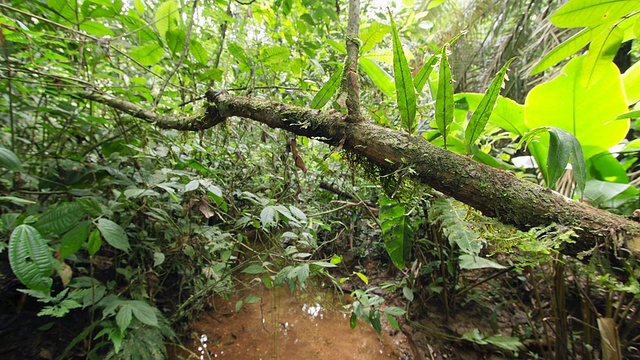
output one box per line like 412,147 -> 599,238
484,334 -> 524,352
402,286 -> 414,301
547,127 -> 586,193
354,271 -> 369,285
34,203 -> 85,235
617,109 -> 640,119
310,261 -> 337,268
531,25 -> 603,74
242,263 -> 267,274
459,254 -> 506,270
297,263 -> 309,285
435,47 -> 454,148
359,57 -> 394,97
581,26 -> 623,87
116,303 -> 133,331
350,312 -> 357,329
389,11 -> 417,134
550,0 -> 640,28
465,58 -> 515,153
166,28 -> 186,56
622,60 -> 640,104
155,0 -> 180,40
370,309 -> 382,334
60,221 -> 91,260
87,229 -> 102,256
130,44 -> 164,66
525,56 -> 629,161
413,49 -> 440,93
189,40 -> 209,65
130,300 -> 159,327
79,21 -> 114,37
360,21 -> 391,54
0,147 -> 22,171
311,64 -> 343,109
260,206 -> 278,228
379,194 -> 412,270
97,219 -> 130,253
77,197 -> 103,217
9,225 -> 55,292
260,46 -> 290,64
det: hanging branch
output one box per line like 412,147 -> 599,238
339,0 -> 364,123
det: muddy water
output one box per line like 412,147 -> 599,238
179,285 -> 404,359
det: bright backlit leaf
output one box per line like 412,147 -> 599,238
389,10 -> 417,134
436,47 -> 454,148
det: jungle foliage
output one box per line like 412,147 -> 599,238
1,0 -> 640,358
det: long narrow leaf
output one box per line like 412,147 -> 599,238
531,25 -> 602,75
465,58 -> 515,153
310,64 -> 343,109
414,49 -> 440,93
389,10 -> 417,134
435,47 -> 454,148
360,57 -> 395,97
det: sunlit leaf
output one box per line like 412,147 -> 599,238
459,254 -> 506,270
622,61 -> 640,104
360,21 -> 391,54
130,44 -> 164,66
525,56 -> 629,161
166,28 -> 186,56
360,57 -> 394,97
465,58 -> 514,153
531,25 -> 602,74
389,10 -> 417,134
260,46 -> 290,64
311,64 -> 343,109
580,26 -> 623,87
550,0 -> 640,28
436,47 -> 454,148
414,49 -> 440,93
79,21 -> 114,37
155,0 -> 180,40
189,40 -> 209,64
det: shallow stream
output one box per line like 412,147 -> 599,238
174,285 -> 405,359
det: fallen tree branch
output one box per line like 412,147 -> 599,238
75,89 -> 640,261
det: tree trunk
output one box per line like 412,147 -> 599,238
78,90 -> 640,262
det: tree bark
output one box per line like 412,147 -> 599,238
77,89 -> 640,261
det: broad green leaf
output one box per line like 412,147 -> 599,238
79,21 -> 114,37
436,47 -> 454,148
385,312 -> 400,331
531,25 -> 602,74
77,197 -> 103,217
389,11 -> 417,134
281,0 -> 292,15
87,229 -> 102,256
360,21 -> 391,54
525,56 -> 629,161
459,254 -> 506,270
622,61 -> 640,104
350,312 -> 357,329
97,219 -> 130,253
130,44 -> 164,66
414,49 -> 440,93
310,64 -> 343,109
130,300 -> 158,327
60,221 -> 91,260
297,263 -> 309,285
155,0 -> 180,40
359,57 -> 394,97
9,225 -> 55,292
34,203 -> 84,235
370,309 -> 382,334
227,42 -> 252,66
166,28 -> 186,56
47,0 -> 80,24
587,150 -> 628,183
0,147 -> 22,171
189,40 -> 209,65
465,58 -> 515,153
260,46 -> 290,64
580,26 -> 623,87
310,261 -> 337,268
0,196 -> 35,205
134,0 -> 144,13
581,179 -> 634,205
550,0 -> 640,28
